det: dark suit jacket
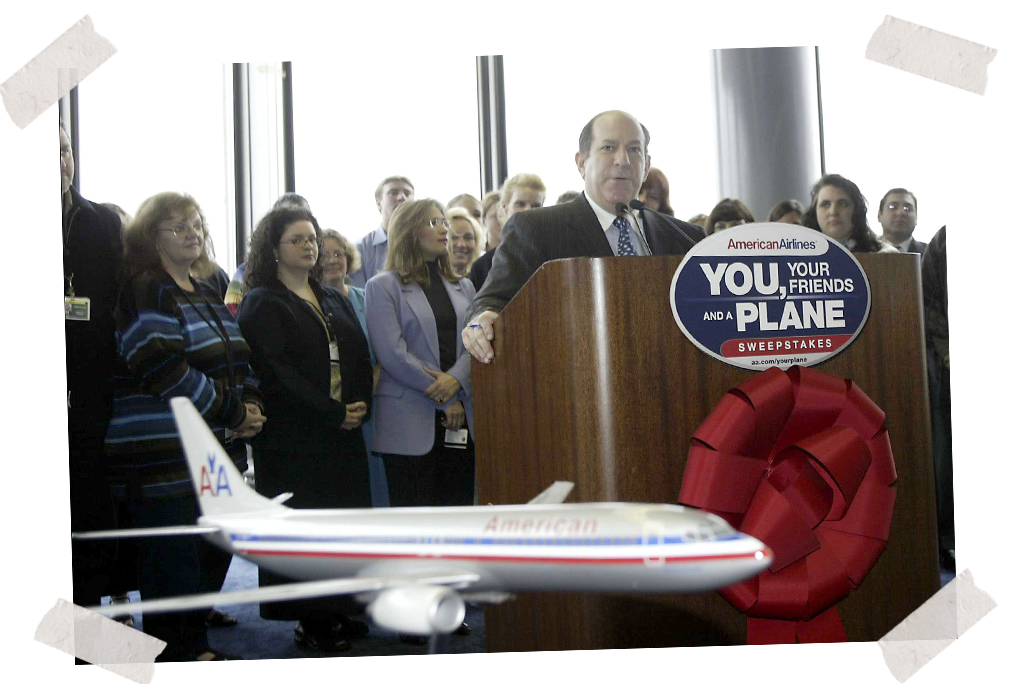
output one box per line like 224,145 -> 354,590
236,278 -> 373,451
468,248 -> 496,292
63,186 -> 123,437
468,192 -> 702,317
907,237 -> 928,255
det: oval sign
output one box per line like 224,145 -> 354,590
670,223 -> 871,371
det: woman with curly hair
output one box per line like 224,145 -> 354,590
237,207 -> 374,651
801,174 -> 897,253
105,191 -> 265,661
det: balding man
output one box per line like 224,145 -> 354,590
463,110 -> 702,363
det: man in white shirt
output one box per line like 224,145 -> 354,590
877,188 -> 926,255
349,176 -> 414,287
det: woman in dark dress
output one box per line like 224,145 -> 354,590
236,207 -> 374,652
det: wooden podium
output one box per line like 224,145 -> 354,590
472,254 -> 940,650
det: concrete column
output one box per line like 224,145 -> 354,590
712,47 -> 822,222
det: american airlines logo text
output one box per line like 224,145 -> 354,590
726,238 -> 817,250
200,453 -> 233,497
483,516 -> 598,536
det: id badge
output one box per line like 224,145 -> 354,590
65,296 -> 91,321
444,428 -> 469,449
329,341 -> 339,361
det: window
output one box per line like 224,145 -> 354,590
292,56 -> 480,243
819,46 -> 970,244
77,58 -> 234,270
503,50 -> 718,222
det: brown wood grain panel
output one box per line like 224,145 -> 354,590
473,254 -> 939,650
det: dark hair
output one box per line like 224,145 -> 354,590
556,190 -> 581,205
705,198 -> 755,236
768,198 -> 806,223
245,207 -> 321,288
273,193 -> 311,211
578,111 -> 650,158
639,167 -> 674,216
878,188 -> 917,214
801,174 -> 881,252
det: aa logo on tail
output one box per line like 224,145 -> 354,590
200,453 -> 233,497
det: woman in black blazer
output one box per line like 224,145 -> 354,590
236,206 -> 374,652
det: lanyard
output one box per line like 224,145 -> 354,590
177,282 -> 237,391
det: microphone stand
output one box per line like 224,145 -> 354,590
629,199 -> 699,250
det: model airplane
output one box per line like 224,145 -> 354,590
74,398 -> 773,636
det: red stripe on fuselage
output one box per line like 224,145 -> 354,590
242,549 -> 764,564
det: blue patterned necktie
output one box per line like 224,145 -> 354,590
614,215 -> 637,256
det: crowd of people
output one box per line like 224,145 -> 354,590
62,108 -> 950,662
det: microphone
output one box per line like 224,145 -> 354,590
629,199 -> 699,249
614,202 -> 653,255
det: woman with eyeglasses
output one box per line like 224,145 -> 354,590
105,192 -> 265,661
236,207 -> 374,652
316,228 -> 389,508
364,199 -> 476,640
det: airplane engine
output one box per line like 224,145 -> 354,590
366,585 -> 466,636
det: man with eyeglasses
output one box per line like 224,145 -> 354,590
349,176 -> 415,288
877,188 -> 926,255
463,110 -> 702,364
61,117 -> 123,623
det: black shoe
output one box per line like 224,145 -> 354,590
332,615 -> 369,638
295,622 -> 351,652
195,650 -> 243,661
454,622 -> 470,636
205,609 -> 238,627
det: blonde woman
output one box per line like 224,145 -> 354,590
364,199 -> 476,639
446,206 -> 484,278
315,228 -> 389,508
365,199 -> 476,507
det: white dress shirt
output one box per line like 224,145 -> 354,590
586,194 -> 651,256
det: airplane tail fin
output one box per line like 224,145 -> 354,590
170,397 -> 283,517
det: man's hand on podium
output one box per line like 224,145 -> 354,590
463,310 -> 499,363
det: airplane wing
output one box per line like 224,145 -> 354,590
89,571 -> 480,618
72,525 -> 221,540
527,481 -> 574,505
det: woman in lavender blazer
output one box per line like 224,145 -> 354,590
364,199 -> 476,509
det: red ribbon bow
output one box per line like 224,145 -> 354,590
678,366 -> 897,643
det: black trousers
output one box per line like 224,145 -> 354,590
68,412 -> 118,609
254,428 -> 372,622
382,415 -> 475,507
120,493 -> 210,661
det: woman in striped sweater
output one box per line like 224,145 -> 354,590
104,192 -> 265,661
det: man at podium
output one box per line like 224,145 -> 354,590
463,109 -> 702,363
